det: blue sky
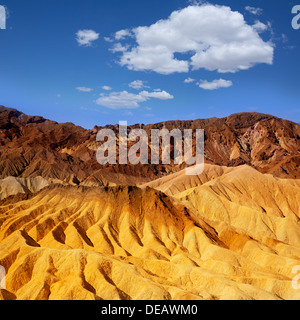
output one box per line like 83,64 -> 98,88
1,0 -> 300,128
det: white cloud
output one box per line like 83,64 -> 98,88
112,4 -> 273,75
188,0 -> 207,5
115,29 -> 132,40
102,85 -> 112,91
76,29 -> 100,46
96,90 -> 173,109
184,77 -> 196,83
123,110 -> 134,116
139,90 -> 174,100
76,86 -> 93,92
245,6 -> 263,16
104,37 -> 114,43
96,91 -> 146,109
281,33 -> 288,43
129,80 -> 149,90
110,43 -> 128,53
197,79 -> 233,90
252,20 -> 269,33
120,45 -> 189,74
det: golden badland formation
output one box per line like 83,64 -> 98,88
0,106 -> 300,300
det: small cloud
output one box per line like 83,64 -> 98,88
110,43 -> 128,53
188,0 -> 207,5
76,86 -> 93,92
56,93 -> 61,98
284,45 -> 296,50
95,89 -> 173,109
245,6 -> 263,15
102,85 -> 112,91
252,21 -> 269,33
272,32 -> 294,50
129,80 -> 150,90
115,29 -> 132,40
123,110 -> 134,117
104,36 -> 114,43
76,29 -> 99,47
145,106 -> 152,111
96,91 -> 146,109
197,79 -> 233,90
139,90 -> 174,100
281,33 -> 288,43
184,78 -> 196,84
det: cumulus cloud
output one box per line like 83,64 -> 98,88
110,43 -> 128,53
115,29 -> 132,40
139,90 -> 174,100
76,86 -> 93,92
197,79 -> 233,90
96,90 -> 173,109
102,85 -> 112,91
112,4 -> 273,74
184,78 -> 196,83
129,80 -> 149,90
76,29 -> 100,46
96,91 -> 145,109
104,36 -> 114,43
252,20 -> 269,33
245,6 -> 263,16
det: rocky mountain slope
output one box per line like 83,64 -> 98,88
1,164 -> 300,300
1,106 -> 300,300
0,106 -> 299,193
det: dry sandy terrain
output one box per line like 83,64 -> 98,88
1,107 -> 300,300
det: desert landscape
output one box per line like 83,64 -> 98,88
0,105 -> 300,300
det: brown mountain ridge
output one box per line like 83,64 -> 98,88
0,106 -> 299,192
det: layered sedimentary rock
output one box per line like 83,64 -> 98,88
1,106 -> 300,188
1,106 -> 300,300
1,165 -> 300,300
